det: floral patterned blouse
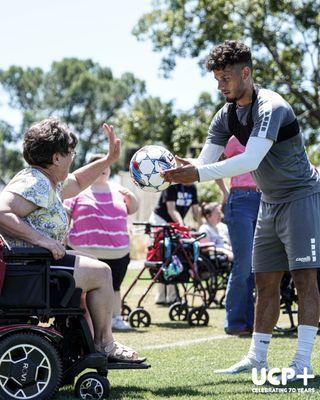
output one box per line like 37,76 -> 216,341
2,167 -> 68,247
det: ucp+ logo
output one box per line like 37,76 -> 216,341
252,367 -> 314,386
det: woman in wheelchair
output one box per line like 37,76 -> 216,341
0,118 -> 145,364
199,202 -> 233,261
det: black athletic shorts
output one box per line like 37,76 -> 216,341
99,253 -> 130,291
50,254 -> 76,275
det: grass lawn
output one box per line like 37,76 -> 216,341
56,267 -> 320,399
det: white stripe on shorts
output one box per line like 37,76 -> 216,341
50,265 -> 74,271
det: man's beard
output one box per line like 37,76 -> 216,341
226,97 -> 237,103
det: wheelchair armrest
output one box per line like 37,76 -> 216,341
50,270 -> 76,307
4,247 -> 53,261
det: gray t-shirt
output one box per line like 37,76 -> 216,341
206,88 -> 320,203
199,222 -> 230,250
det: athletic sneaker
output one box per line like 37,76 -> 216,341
214,357 -> 268,374
112,315 -> 132,331
275,362 -> 313,384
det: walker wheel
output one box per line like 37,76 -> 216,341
121,304 -> 132,322
169,302 -> 188,321
188,306 -> 209,327
128,308 -> 151,328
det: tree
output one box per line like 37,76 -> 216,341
0,120 -> 24,181
133,0 -> 320,143
197,180 -> 224,204
172,92 -> 214,155
118,96 -> 176,150
0,59 -> 146,170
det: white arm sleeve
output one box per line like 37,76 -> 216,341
197,136 -> 273,182
195,143 -> 225,166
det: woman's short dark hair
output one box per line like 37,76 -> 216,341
23,118 -> 78,167
201,202 -> 220,218
205,40 -> 252,71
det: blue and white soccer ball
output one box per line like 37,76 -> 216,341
129,145 -> 176,192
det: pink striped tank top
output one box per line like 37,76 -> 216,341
64,184 -> 129,259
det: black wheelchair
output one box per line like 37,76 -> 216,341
275,271 -> 320,334
198,245 -> 232,309
0,245 -> 148,400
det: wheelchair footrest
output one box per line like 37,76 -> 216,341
108,361 -> 150,370
63,353 -> 108,384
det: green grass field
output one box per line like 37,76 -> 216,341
56,268 -> 320,399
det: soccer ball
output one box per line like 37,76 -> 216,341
129,145 -> 176,192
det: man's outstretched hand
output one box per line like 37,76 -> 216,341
161,156 -> 199,184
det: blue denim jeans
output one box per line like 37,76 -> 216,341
223,189 -> 261,332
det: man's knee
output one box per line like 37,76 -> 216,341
292,269 -> 319,294
255,272 -> 283,297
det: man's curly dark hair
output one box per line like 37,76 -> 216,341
205,40 -> 252,71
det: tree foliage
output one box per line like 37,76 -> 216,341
0,120 -> 24,180
0,59 -> 146,170
172,92 -> 214,155
133,0 -> 320,143
197,180 -> 225,204
118,92 -> 214,157
118,96 -> 176,150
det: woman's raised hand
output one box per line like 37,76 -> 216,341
103,124 -> 121,164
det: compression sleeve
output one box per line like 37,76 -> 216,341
197,136 -> 273,182
194,143 -> 225,166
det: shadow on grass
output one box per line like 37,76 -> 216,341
109,376 -> 264,399
108,383 -> 244,399
58,376 -> 255,399
116,328 -> 150,334
152,322 -> 205,330
58,384 -> 217,400
58,375 -> 320,399
272,331 -> 297,339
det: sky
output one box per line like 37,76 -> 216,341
0,0 -> 215,127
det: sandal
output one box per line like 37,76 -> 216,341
96,341 -> 146,364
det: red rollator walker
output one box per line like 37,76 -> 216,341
121,222 -> 216,328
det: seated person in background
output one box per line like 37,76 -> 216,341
199,202 -> 233,261
64,154 -> 138,331
0,118 -> 144,363
149,183 -> 201,305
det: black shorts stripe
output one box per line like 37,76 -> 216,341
50,254 -> 76,275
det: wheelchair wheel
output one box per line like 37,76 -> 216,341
129,308 -> 151,328
168,302 -> 188,321
188,306 -> 209,327
274,274 -> 298,334
274,301 -> 298,334
197,255 -> 218,306
75,372 -> 110,399
121,304 -> 132,322
0,332 -> 62,400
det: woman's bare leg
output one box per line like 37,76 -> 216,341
73,255 -> 114,347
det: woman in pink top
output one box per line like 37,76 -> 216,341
65,154 -> 138,331
217,136 -> 261,336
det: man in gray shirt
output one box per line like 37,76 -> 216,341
163,40 -> 320,380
